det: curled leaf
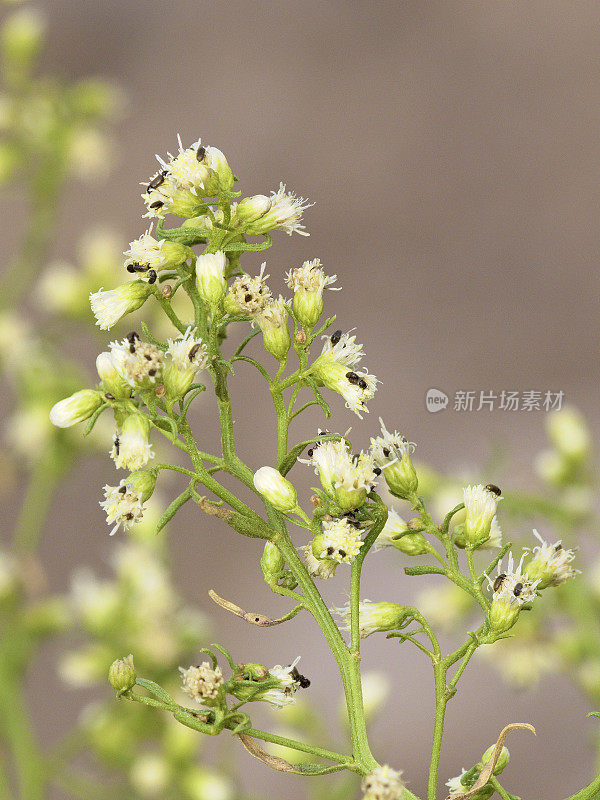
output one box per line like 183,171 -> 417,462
446,723 -> 536,800
209,589 -> 304,627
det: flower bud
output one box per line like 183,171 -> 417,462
235,194 -> 272,224
206,146 -> 234,193
286,259 -> 337,329
480,744 -> 510,775
261,541 -> 285,585
393,531 -> 430,556
255,296 -> 291,360
90,280 -> 152,330
334,599 -> 409,639
96,351 -> 130,400
126,469 -> 157,503
462,484 -> 501,546
49,389 -> 104,428
108,654 -> 136,693
195,251 -> 227,308
253,466 -> 298,512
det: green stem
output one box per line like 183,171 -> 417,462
488,775 -> 512,800
274,533 -> 377,775
12,444 -> 69,553
243,728 -> 351,765
428,663 -> 449,800
564,772 -> 600,800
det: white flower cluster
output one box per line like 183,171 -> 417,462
179,662 -> 224,703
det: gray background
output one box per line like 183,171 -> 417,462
6,1 -> 600,798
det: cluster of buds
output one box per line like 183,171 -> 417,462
176,653 -> 309,712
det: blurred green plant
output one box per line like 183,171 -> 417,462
3,2 -> 600,799
0,4 -> 245,799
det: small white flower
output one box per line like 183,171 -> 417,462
156,136 -> 214,191
305,439 -> 377,510
226,262 -> 272,316
370,419 -> 415,470
89,282 -> 151,330
285,258 -> 337,294
361,764 -> 405,800
246,182 -> 311,236
179,662 -> 224,702
524,529 -> 578,588
446,770 -> 469,797
487,553 -> 539,606
302,543 -> 338,580
99,481 -> 146,535
262,657 -> 303,707
317,518 -> 364,564
124,229 -> 167,272
109,336 -> 164,388
318,330 -> 365,367
111,415 -> 154,471
310,332 -> 377,416
373,507 -> 408,551
163,326 -> 207,400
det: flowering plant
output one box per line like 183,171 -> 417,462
50,135 -> 600,800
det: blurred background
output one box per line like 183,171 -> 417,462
2,1 -> 600,798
